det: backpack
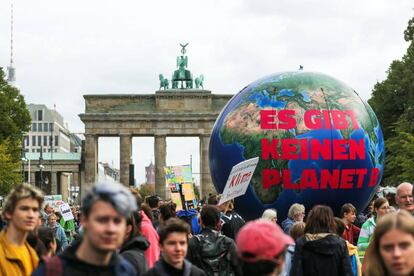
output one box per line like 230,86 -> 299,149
194,232 -> 235,276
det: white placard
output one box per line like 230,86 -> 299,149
218,157 -> 259,206
59,203 -> 74,222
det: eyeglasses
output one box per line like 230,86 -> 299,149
398,195 -> 413,200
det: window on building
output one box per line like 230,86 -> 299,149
32,136 -> 36,146
49,123 -> 54,131
55,136 -> 59,146
24,136 -> 29,146
43,136 -> 48,146
32,123 -> 37,131
44,123 -> 48,132
36,149 -> 41,153
55,149 -> 57,153
38,136 -> 42,147
38,123 -> 43,132
49,136 -> 53,146
25,149 -> 29,152
32,149 -> 35,152
37,110 -> 43,121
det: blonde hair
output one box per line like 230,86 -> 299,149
2,184 -> 44,221
288,203 -> 305,219
261,208 -> 277,221
365,211 -> 414,276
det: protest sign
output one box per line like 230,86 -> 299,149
218,157 -> 259,206
44,195 -> 64,211
59,203 -> 74,222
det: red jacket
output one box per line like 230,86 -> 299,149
140,211 -> 160,268
342,223 -> 360,245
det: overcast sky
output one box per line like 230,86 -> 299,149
0,0 -> 413,184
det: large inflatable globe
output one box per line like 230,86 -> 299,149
209,71 -> 384,220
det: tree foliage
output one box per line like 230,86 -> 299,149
368,17 -> 414,185
0,68 -> 31,194
0,140 -> 20,195
138,183 -> 155,200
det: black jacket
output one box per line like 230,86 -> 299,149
186,228 -> 241,276
220,211 -> 245,240
142,258 -> 206,276
32,238 -> 136,276
120,235 -> 150,275
290,234 -> 353,276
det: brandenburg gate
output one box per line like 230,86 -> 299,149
79,44 -> 233,198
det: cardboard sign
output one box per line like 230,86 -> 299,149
59,203 -> 74,222
218,157 -> 259,206
182,183 -> 195,201
170,192 -> 183,211
44,195 -> 64,211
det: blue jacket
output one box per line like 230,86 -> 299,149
176,209 -> 201,235
282,217 -> 295,234
53,224 -> 68,252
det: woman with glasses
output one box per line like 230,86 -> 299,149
357,197 -> 391,263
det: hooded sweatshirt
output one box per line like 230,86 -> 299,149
121,235 -> 150,275
140,210 -> 160,268
32,238 -> 136,276
290,233 -> 353,276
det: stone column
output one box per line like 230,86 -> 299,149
84,134 -> 98,196
200,135 -> 215,197
30,172 -> 36,186
72,172 -> 79,187
61,173 -> 69,202
154,135 -> 167,198
120,135 -> 132,186
51,171 -> 58,194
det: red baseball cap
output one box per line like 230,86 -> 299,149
236,219 -> 294,262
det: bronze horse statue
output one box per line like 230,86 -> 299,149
159,74 -> 169,90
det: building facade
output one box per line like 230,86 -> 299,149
24,104 -> 71,153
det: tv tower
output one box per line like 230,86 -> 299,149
7,2 -> 16,83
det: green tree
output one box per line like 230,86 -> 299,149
0,141 -> 20,195
0,67 -> 31,194
138,183 -> 155,200
368,17 -> 414,185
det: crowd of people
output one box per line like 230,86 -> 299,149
0,181 -> 413,276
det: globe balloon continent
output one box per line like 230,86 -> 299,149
209,71 -> 385,221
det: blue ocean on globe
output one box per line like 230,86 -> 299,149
209,71 -> 385,221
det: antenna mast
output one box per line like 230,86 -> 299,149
7,2 -> 16,83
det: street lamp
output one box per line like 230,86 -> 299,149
21,137 -> 27,183
38,145 -> 44,192
44,176 -> 49,192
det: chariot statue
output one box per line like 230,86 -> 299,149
172,43 -> 193,89
158,43 -> 205,90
